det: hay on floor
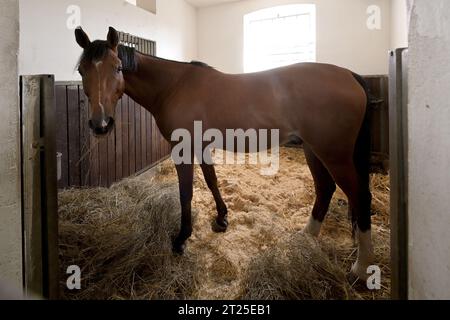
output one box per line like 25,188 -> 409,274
58,179 -> 199,300
239,232 -> 358,300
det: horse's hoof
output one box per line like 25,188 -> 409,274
172,241 -> 186,255
211,217 -> 228,233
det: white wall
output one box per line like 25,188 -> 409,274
19,0 -> 197,81
408,0 -> 450,299
390,0 -> 409,49
156,0 -> 198,61
0,0 -> 22,287
197,0 -> 391,75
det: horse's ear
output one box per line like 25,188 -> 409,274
75,27 -> 91,49
107,27 -> 119,50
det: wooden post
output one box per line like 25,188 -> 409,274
389,48 -> 409,300
21,75 -> 59,299
40,75 -> 59,300
21,76 -> 43,297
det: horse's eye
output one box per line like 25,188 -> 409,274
117,66 -> 123,74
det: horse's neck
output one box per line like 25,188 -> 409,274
123,53 -> 188,115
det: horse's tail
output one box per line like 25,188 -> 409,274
351,72 -> 373,234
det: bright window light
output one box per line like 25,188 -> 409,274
244,4 -> 317,73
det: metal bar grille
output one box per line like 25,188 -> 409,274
117,31 -> 156,55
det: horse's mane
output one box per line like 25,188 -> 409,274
78,40 -> 210,72
118,45 -> 138,72
77,40 -> 137,72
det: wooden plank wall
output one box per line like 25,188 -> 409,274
55,83 -> 171,189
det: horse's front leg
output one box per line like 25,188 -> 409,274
200,163 -> 228,233
173,163 -> 194,254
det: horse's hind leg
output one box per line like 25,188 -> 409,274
303,144 -> 336,237
326,159 -> 374,280
201,163 -> 229,233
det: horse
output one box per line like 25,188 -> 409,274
74,27 -> 374,280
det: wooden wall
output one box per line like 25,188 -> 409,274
55,83 -> 171,189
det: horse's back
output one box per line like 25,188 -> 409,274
241,63 -> 367,151
164,62 -> 367,150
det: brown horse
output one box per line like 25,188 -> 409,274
75,27 -> 374,280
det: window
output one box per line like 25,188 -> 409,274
244,4 -> 316,73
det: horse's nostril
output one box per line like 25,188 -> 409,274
107,117 -> 115,128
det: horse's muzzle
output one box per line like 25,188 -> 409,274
89,117 -> 115,136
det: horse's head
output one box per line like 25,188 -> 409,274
75,27 -> 124,136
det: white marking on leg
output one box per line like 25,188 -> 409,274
303,215 -> 322,237
351,228 -> 375,280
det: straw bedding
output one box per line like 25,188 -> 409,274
59,147 -> 390,300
